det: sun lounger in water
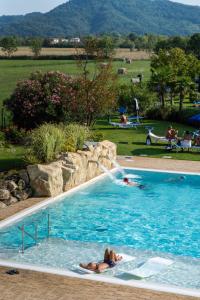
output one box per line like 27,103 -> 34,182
77,253 -> 135,274
121,257 -> 173,278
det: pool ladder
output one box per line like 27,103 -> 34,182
18,213 -> 50,254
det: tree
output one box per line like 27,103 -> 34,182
118,83 -> 156,113
97,36 -> 116,58
176,76 -> 192,111
154,36 -> 188,53
1,36 -> 18,57
150,48 -> 200,110
149,66 -> 173,108
69,65 -> 117,126
187,33 -> 200,59
74,36 -> 117,126
29,38 -> 43,58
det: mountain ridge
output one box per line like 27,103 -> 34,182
0,0 -> 200,36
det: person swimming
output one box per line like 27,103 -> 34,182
123,177 -> 138,186
165,175 -> 186,183
123,178 -> 146,189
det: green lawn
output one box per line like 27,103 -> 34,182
0,118 -> 199,172
0,59 -> 151,109
0,146 -> 26,172
94,118 -> 200,161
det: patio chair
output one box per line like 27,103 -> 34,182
146,128 -> 175,144
109,121 -> 140,129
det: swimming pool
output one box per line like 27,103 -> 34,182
0,168 -> 200,296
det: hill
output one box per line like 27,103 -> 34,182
0,0 -> 200,36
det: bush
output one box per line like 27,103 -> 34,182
146,106 -> 173,121
62,124 -> 90,152
118,83 -> 156,114
146,106 -> 198,126
5,71 -> 73,129
0,131 -> 6,148
4,126 -> 28,145
90,131 -> 104,142
5,68 -> 117,128
27,123 -> 65,163
26,123 -> 90,164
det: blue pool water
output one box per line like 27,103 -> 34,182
0,169 -> 200,259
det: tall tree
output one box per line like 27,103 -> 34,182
150,48 -> 200,110
1,36 -> 18,57
187,33 -> 200,59
29,38 -> 43,58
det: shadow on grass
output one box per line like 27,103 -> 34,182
131,147 -> 166,156
118,141 -> 129,144
0,159 -> 26,172
131,142 -> 147,146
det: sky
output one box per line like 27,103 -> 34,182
0,0 -> 200,16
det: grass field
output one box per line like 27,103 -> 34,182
94,118 -> 200,160
0,47 -> 151,60
0,59 -> 151,109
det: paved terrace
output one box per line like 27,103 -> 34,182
0,157 -> 199,300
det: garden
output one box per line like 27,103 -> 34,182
0,40 -> 200,172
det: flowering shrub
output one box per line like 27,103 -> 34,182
5,71 -> 74,129
5,68 -> 117,129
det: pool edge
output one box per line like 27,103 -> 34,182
0,259 -> 199,298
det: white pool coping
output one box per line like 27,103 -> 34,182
0,166 -> 200,298
125,167 -> 200,176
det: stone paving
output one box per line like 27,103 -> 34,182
0,157 -> 199,300
118,156 -> 200,173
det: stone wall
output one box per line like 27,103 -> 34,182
27,140 -> 116,197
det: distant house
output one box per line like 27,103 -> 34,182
61,39 -> 69,43
50,37 -> 81,46
50,38 -> 60,45
69,37 -> 81,44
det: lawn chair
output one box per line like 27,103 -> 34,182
146,128 -> 175,145
109,121 -> 140,129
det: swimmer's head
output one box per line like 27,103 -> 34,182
123,178 -> 129,183
180,175 -> 186,180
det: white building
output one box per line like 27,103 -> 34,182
50,38 -> 60,45
69,37 -> 81,44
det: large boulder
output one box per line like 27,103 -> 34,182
26,140 -> 117,197
27,161 -> 63,197
6,181 -> 18,192
0,202 -> 7,209
0,189 -> 10,200
18,169 -> 30,185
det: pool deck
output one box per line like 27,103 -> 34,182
118,156 -> 200,173
0,156 -> 199,300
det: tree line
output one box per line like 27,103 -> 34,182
1,33 -> 200,59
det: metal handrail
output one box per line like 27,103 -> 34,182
18,213 -> 50,254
